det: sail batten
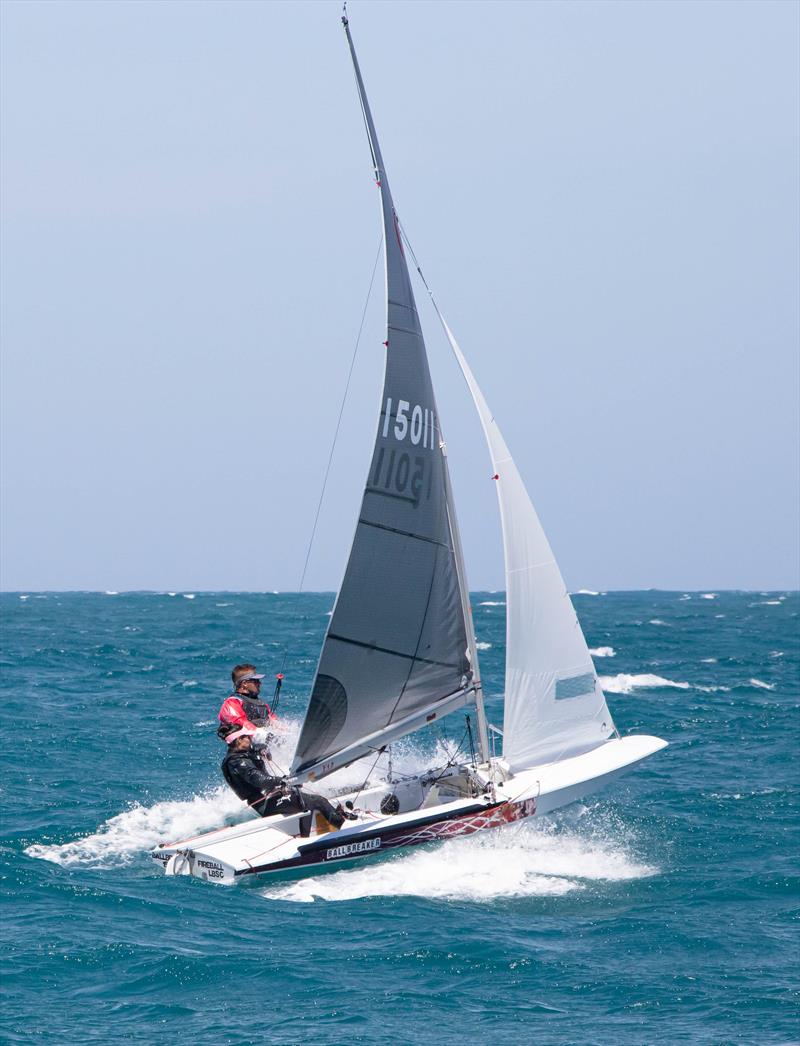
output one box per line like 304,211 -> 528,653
290,18 -> 474,781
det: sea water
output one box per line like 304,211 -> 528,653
1,591 -> 797,1044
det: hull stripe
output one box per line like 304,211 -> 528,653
237,796 -> 537,878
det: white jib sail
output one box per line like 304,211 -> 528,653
434,312 -> 616,770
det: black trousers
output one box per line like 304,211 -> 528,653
255,787 -> 343,832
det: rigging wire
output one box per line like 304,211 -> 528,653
276,234 -> 383,685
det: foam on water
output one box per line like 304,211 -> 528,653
589,646 -> 616,657
600,673 -> 691,693
478,601 -> 505,606
600,673 -> 729,694
25,787 -> 245,869
262,819 -> 657,904
475,641 -> 492,650
749,678 -> 775,691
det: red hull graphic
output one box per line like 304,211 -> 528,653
240,796 -> 537,878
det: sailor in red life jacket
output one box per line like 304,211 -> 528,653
218,663 -> 277,735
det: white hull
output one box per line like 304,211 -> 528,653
151,735 -> 666,885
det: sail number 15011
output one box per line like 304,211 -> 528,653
382,397 -> 436,449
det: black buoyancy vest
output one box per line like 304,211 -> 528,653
238,694 -> 273,727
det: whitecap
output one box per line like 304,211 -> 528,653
104,590 -> 119,596
600,673 -> 691,694
589,647 -> 616,658
215,603 -> 232,607
261,820 -> 656,904
700,593 -> 717,600
478,601 -> 505,607
649,619 -> 667,626
770,651 -> 784,658
701,658 -> 717,663
167,592 -> 177,597
679,594 -> 691,600
19,595 -> 29,600
749,678 -> 775,691
573,589 -> 600,596
181,680 -> 199,689
601,673 -> 728,694
475,641 -> 492,651
183,593 -> 196,600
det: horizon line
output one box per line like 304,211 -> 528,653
2,588 -> 798,596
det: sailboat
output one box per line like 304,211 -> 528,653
152,14 -> 666,885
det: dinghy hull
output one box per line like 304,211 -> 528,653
151,735 -> 666,885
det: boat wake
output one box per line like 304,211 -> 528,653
25,787 -> 245,869
261,814 -> 657,904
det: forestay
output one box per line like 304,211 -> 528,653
291,21 -> 472,781
433,312 -> 616,769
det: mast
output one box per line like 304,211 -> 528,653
441,441 -> 489,764
343,8 -> 488,764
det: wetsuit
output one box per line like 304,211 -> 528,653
221,747 -> 345,832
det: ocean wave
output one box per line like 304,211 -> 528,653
573,589 -> 600,596
589,647 -> 616,658
478,601 -> 505,607
649,619 -> 668,626
701,593 -> 717,600
475,641 -> 492,651
261,819 -> 657,904
598,673 -> 728,695
749,678 -> 775,691
600,673 -> 691,694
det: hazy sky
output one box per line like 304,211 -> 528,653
2,0 -> 798,592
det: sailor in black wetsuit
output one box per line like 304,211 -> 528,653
220,726 -> 355,836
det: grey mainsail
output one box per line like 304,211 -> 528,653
291,18 -> 474,781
